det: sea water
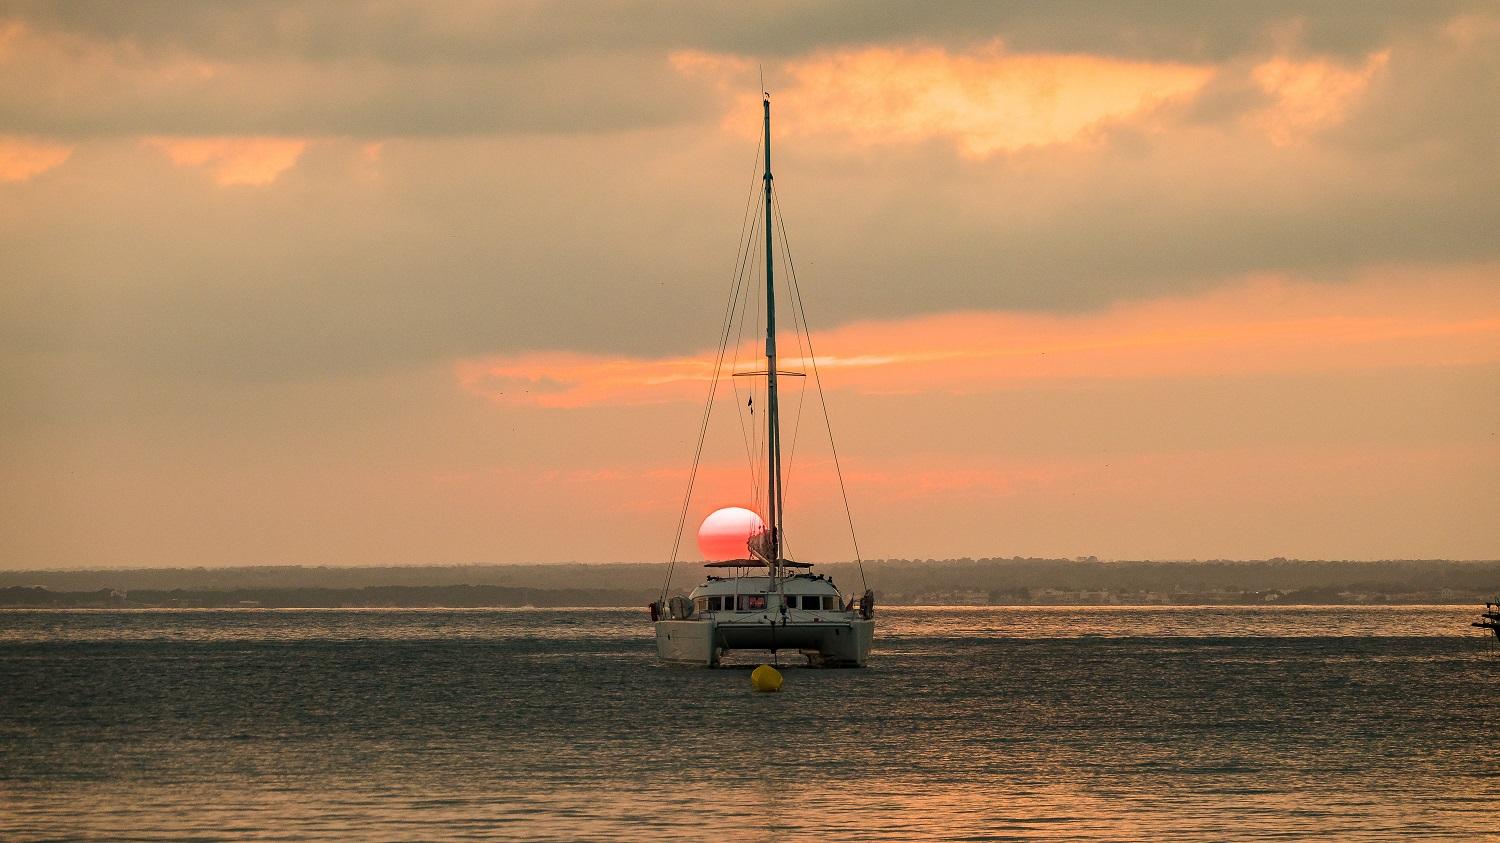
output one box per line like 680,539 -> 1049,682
2,606 -> 1495,840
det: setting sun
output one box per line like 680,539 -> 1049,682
696,505 -> 764,560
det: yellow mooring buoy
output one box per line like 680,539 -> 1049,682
750,664 -> 783,692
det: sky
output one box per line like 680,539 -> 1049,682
1,1 -> 1497,568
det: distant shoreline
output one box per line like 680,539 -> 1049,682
1,558 -> 1494,609
2,586 -> 1493,610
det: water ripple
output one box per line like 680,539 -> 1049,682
1,606 -> 1495,840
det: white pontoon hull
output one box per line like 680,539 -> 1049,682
656,617 -> 874,667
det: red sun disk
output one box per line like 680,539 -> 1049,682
697,506 -> 765,561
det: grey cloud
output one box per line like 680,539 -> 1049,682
6,1 -> 1479,63
0,1 -> 1488,139
788,141 -> 1500,325
1335,26 -> 1500,163
1177,69 -> 1279,127
0,132 -> 756,380
0,41 -> 712,137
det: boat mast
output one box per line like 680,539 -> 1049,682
762,93 -> 785,580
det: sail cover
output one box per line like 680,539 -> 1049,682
747,527 -> 777,563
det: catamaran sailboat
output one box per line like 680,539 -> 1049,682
651,94 -> 875,668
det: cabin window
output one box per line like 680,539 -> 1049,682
738,594 -> 766,611
823,595 -> 837,610
694,597 -> 709,614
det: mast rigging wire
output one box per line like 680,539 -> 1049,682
730,196 -> 767,503
657,135 -> 870,603
658,136 -> 764,606
772,186 -> 869,593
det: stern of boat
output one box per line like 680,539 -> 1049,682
655,619 -> 719,666
797,618 -> 874,667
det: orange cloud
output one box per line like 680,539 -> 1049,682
673,41 -> 1215,156
1249,51 -> 1390,144
676,42 -> 1402,155
0,135 -> 72,182
144,136 -> 308,185
457,267 -> 1500,408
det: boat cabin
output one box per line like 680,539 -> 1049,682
687,573 -> 849,617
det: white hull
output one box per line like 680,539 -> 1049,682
656,616 -> 874,667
